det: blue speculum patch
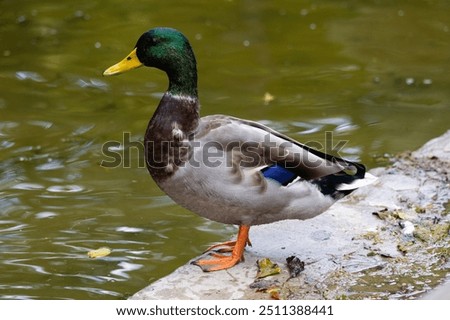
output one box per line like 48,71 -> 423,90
261,164 -> 297,186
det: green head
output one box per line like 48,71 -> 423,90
104,27 -> 198,97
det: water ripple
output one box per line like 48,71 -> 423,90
110,261 -> 143,279
0,222 -> 29,233
291,121 -> 324,135
4,258 -> 51,275
15,71 -> 46,83
35,211 -> 58,219
313,116 -> 351,126
61,286 -> 123,297
74,77 -> 109,91
0,121 -> 19,132
36,159 -> 65,171
27,120 -> 53,129
46,185 -> 85,193
12,182 -> 45,190
0,140 -> 15,150
116,226 -> 145,233
71,124 -> 95,136
335,123 -> 360,133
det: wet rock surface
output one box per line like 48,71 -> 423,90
131,130 -> 450,300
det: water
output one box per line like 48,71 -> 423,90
1,0 -> 449,299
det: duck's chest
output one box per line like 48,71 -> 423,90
143,94 -> 199,182
144,121 -> 193,180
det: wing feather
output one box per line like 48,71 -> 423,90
195,115 -> 366,181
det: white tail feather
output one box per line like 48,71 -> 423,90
336,172 -> 377,191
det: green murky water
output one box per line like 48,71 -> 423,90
1,0 -> 449,299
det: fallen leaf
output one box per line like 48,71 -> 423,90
256,258 -> 281,278
372,208 -> 389,220
286,256 -> 305,278
263,92 -> 275,105
249,279 -> 280,290
249,279 -> 282,299
267,287 -> 281,300
373,209 -> 407,220
88,247 -> 111,258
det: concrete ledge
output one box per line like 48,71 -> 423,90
131,130 -> 450,300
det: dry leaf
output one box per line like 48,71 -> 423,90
249,279 -> 280,291
87,247 -> 111,258
267,287 -> 281,300
263,92 -> 275,105
256,258 -> 281,278
286,255 -> 305,278
249,279 -> 281,299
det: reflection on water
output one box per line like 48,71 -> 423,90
1,0 -> 449,299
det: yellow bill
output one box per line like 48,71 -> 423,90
103,48 -> 143,76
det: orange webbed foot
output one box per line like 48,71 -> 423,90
192,225 -> 250,272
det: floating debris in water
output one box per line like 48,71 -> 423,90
73,10 -> 90,20
88,247 -> 111,258
16,15 -> 27,24
263,92 -> 275,105
405,77 -> 415,86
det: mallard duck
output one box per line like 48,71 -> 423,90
103,27 -> 376,272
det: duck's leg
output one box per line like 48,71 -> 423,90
193,225 -> 250,272
203,237 -> 252,253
